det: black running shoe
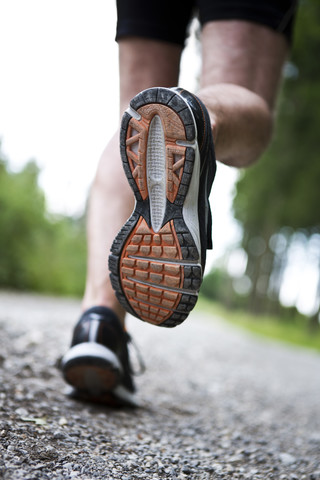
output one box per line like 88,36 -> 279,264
61,306 -> 142,407
109,87 -> 216,328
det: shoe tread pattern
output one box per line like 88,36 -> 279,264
110,88 -> 202,327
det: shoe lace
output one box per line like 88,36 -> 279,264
126,333 -> 146,376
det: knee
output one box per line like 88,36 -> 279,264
197,84 -> 274,167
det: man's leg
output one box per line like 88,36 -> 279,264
197,20 -> 289,167
82,39 -> 182,324
61,39 -> 183,406
83,21 -> 289,321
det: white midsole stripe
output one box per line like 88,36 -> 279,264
61,342 -> 122,373
126,106 -> 141,120
176,93 -> 201,259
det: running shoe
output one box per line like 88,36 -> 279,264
61,306 -> 143,407
109,87 -> 216,327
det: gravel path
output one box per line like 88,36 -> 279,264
0,291 -> 320,480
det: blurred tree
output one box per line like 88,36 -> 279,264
201,267 -> 233,306
232,0 -> 320,317
0,147 -> 86,296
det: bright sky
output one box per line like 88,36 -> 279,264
0,0 -> 240,270
0,0 -> 119,214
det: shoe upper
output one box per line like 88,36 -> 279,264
71,306 -> 135,393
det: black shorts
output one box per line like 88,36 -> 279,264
116,0 -> 297,46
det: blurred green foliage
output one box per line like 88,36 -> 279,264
198,296 -> 320,352
202,0 -> 320,323
0,150 -> 86,296
234,0 -> 320,237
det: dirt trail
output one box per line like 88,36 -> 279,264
0,291 -> 320,479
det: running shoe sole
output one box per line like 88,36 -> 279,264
109,87 -> 203,327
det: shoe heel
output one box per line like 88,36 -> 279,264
62,342 -> 122,395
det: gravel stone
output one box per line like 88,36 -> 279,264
279,453 -> 297,466
0,291 -> 320,479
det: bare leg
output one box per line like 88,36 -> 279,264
82,39 -> 182,324
198,21 -> 289,167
